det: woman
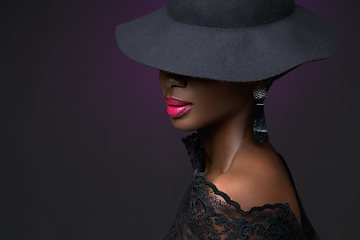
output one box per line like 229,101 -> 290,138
116,0 -> 339,239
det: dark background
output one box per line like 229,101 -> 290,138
3,0 -> 360,239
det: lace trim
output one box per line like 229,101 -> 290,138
195,170 -> 293,216
183,170 -> 305,239
182,133 -> 206,172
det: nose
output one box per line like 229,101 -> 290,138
160,70 -> 188,89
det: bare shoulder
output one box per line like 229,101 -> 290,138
211,151 -> 300,220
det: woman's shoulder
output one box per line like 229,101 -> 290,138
210,150 -> 301,221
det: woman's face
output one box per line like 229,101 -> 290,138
159,70 -> 254,131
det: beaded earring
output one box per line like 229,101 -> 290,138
252,83 -> 269,142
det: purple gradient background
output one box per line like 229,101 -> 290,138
3,0 -> 360,239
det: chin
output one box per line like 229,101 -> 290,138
170,117 -> 201,132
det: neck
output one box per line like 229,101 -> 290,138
197,102 -> 256,175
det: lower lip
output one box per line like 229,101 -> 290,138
167,104 -> 193,118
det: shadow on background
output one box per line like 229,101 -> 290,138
3,0 -> 360,239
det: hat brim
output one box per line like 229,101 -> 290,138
116,5 -> 339,82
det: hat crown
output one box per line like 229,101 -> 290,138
166,0 -> 295,28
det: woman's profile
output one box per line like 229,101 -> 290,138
115,0 -> 339,239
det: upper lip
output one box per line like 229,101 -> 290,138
164,97 -> 191,106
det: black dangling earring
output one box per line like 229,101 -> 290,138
252,83 -> 269,142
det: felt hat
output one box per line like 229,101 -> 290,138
115,0 -> 339,82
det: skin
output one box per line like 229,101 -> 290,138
159,70 -> 301,223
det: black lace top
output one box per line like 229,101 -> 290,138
164,133 -> 319,240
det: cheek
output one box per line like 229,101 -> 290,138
193,91 -> 239,124
199,86 -> 243,111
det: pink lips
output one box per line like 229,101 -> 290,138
164,97 -> 193,118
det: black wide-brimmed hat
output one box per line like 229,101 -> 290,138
116,0 -> 339,82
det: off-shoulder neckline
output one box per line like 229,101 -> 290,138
194,169 -> 296,217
